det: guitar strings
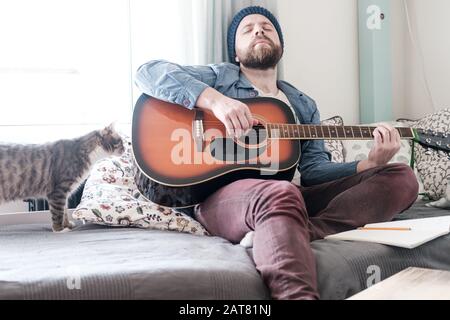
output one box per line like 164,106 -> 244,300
200,121 -> 381,130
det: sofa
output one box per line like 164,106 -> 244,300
1,112 -> 449,300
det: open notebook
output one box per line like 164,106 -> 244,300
325,216 -> 450,249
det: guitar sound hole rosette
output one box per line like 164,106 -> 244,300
233,115 -> 270,150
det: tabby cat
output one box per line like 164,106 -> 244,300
0,124 -> 125,232
427,178 -> 450,209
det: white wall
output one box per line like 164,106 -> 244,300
393,0 -> 450,119
277,0 -> 360,124
391,0 -> 406,120
279,0 -> 450,124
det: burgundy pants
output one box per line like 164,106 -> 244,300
194,163 -> 419,300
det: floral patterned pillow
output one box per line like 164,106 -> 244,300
412,108 -> 450,201
321,116 -> 345,163
72,136 -> 209,236
426,180 -> 450,209
291,116 -> 345,186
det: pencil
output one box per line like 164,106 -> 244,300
358,227 -> 412,231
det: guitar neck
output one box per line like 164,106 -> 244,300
267,124 -> 416,140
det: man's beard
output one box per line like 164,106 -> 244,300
238,38 -> 283,70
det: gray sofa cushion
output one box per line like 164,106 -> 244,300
1,201 -> 449,300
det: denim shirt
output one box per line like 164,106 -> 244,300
135,60 -> 359,187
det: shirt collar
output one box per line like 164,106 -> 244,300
236,72 -> 254,89
237,71 -> 305,101
277,80 -> 303,99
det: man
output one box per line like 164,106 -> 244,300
134,6 -> 419,300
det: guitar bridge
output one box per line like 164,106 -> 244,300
192,110 -> 205,152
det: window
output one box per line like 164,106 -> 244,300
0,0 -> 197,143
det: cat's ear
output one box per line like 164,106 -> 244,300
101,122 -> 117,135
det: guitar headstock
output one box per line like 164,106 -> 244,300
414,128 -> 450,153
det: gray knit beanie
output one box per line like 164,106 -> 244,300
227,6 -> 284,64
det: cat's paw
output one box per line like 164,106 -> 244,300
426,197 -> 450,209
52,223 -> 73,233
58,228 -> 73,233
64,220 -> 76,229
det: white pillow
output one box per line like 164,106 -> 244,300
72,136 -> 209,236
341,121 -> 426,201
342,121 -> 412,165
342,139 -> 412,165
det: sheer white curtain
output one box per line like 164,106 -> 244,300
0,0 -> 132,143
0,0 -> 193,142
0,0 -> 282,143
131,0 -> 280,69
194,0 -> 279,65
130,0 -> 202,106
191,0 -> 282,78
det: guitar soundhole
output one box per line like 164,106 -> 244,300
236,125 -> 268,148
210,125 -> 268,163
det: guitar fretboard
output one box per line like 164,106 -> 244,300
266,124 -> 415,140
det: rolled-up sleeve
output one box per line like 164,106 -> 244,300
299,101 -> 360,187
134,60 -> 218,110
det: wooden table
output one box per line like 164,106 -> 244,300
348,267 -> 450,300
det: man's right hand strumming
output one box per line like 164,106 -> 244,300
197,87 -> 259,139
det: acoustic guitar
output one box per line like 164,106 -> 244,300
132,94 -> 450,208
